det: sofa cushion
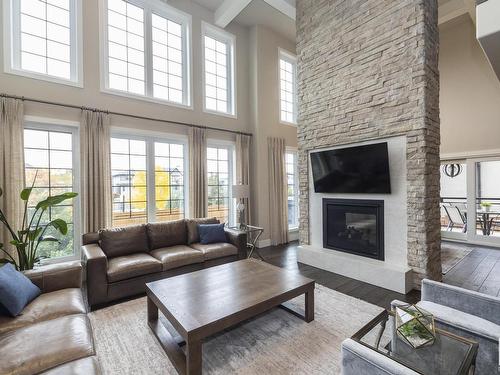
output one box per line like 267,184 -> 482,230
0,263 -> 41,317
40,356 -> 101,375
107,253 -> 162,283
0,288 -> 86,335
150,245 -> 204,271
0,314 -> 94,375
186,217 -> 219,244
199,223 -> 227,244
190,242 -> 238,260
147,220 -> 187,249
99,225 -> 149,258
417,300 -> 500,341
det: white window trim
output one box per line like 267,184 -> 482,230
110,131 -> 190,224
201,21 -> 237,118
3,0 -> 84,87
207,140 -> 235,225
23,116 -> 82,264
98,0 -> 193,109
286,146 -> 299,231
278,47 -> 297,126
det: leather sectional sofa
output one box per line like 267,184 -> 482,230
82,217 -> 247,309
0,261 -> 100,375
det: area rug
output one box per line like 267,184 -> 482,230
88,284 -> 383,374
441,242 -> 473,274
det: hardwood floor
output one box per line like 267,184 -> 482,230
257,240 -> 500,310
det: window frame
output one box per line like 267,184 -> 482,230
110,130 -> 189,227
99,0 -> 193,109
23,116 -> 82,264
207,140 -> 235,225
285,148 -> 299,230
278,48 -> 298,126
3,0 -> 84,87
201,21 -> 236,118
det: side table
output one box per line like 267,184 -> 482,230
227,225 -> 264,260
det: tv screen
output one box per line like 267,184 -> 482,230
310,143 -> 391,194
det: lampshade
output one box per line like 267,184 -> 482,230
232,184 -> 250,199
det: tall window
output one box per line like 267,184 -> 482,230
102,0 -> 191,106
202,23 -> 235,116
23,124 -> 79,259
286,151 -> 299,229
279,49 -> 297,124
4,0 -> 82,85
111,135 -> 187,227
154,142 -> 185,222
207,146 -> 233,223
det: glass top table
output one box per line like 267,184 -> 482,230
352,310 -> 478,375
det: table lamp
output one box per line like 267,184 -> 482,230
232,184 -> 250,229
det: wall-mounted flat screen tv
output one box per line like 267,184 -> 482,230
310,142 -> 391,194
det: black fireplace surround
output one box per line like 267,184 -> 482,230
322,198 -> 384,261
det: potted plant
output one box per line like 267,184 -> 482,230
481,202 -> 492,212
0,176 -> 77,271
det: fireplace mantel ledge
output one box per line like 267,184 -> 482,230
297,245 -> 413,294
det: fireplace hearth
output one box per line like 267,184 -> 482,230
322,198 -> 384,260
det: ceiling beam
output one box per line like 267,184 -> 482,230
214,0 -> 252,28
438,0 -> 476,25
263,0 -> 296,20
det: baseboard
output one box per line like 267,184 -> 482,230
257,239 -> 271,248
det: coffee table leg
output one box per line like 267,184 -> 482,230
148,294 -> 158,323
305,287 -> 314,322
186,339 -> 202,375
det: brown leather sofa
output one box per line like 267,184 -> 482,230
82,218 -> 247,310
0,261 -> 100,375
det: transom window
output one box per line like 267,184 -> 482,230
23,124 -> 80,259
207,146 -> 233,223
202,23 -> 235,116
4,0 -> 82,85
111,135 -> 187,227
286,151 -> 299,229
102,0 -> 191,106
279,49 -> 297,124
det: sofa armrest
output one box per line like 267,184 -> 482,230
224,228 -> 247,260
82,244 -> 108,308
422,279 -> 500,325
341,339 -> 419,375
24,261 -> 82,293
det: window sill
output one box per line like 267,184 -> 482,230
280,120 -> 297,127
203,107 -> 237,119
101,87 -> 194,111
4,67 -> 83,88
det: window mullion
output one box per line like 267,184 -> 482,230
144,5 -> 153,98
146,139 -> 156,222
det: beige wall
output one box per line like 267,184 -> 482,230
0,0 -> 250,138
249,25 -> 297,245
440,15 -> 500,156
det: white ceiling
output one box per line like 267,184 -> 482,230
194,0 -> 296,41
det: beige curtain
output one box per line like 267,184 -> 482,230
236,134 -> 251,224
268,137 -> 288,245
189,127 -> 207,218
81,109 -> 112,233
0,98 -> 25,260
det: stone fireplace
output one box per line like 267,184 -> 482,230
296,0 -> 442,292
323,198 -> 384,261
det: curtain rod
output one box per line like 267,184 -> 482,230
0,93 -> 253,137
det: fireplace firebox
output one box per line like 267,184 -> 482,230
322,198 -> 384,260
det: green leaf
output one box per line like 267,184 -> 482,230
27,228 -> 43,242
36,192 -> 78,210
20,188 -> 33,201
0,187 -> 3,197
0,258 -> 14,266
49,219 -> 68,235
39,235 -> 59,243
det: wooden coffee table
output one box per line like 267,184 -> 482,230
146,259 -> 315,375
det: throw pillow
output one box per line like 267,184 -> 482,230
198,223 -> 227,244
186,217 -> 219,244
0,264 -> 41,317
